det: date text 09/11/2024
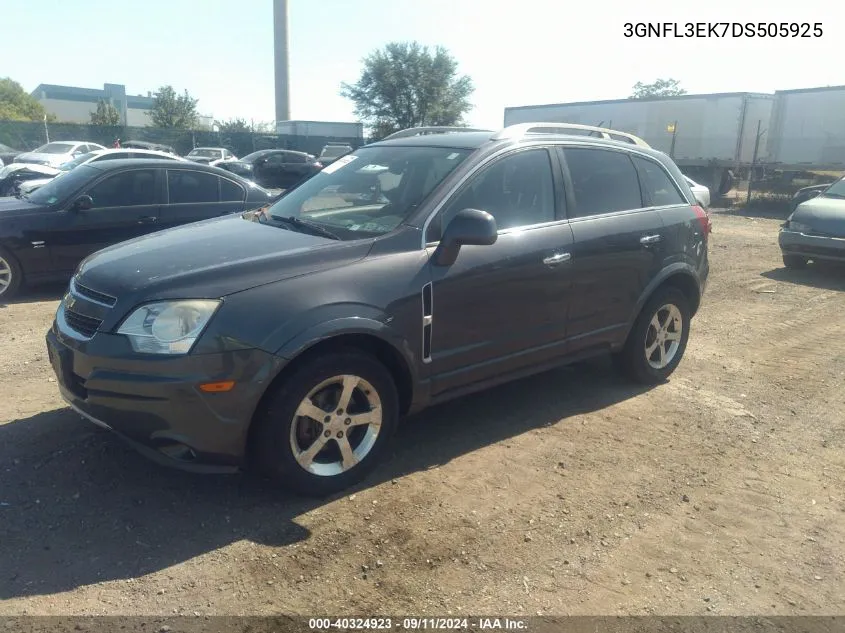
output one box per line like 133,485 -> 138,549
308,618 -> 528,630
623,22 -> 823,38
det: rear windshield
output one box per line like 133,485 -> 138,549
320,146 -> 352,159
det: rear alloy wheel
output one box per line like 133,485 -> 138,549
252,352 -> 399,496
0,249 -> 22,302
619,287 -> 691,385
782,254 -> 808,269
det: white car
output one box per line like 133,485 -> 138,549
12,141 -> 107,168
16,148 -> 189,195
684,175 -> 711,208
185,147 -> 238,167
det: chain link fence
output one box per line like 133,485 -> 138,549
0,120 -> 363,159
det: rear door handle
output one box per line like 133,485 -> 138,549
543,252 -> 572,266
640,234 -> 662,246
137,216 -> 158,224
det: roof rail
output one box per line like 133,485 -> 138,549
492,122 -> 650,147
381,126 -> 494,141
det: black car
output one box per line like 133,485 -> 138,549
217,149 -> 323,189
0,159 -> 271,300
45,124 -> 709,496
0,143 -> 24,166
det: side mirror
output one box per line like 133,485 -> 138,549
72,195 -> 93,211
433,208 -> 498,266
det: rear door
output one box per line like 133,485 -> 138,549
157,168 -> 246,230
48,167 -> 163,273
558,146 -> 667,353
255,152 -> 286,188
281,152 -> 309,187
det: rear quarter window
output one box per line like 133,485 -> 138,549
632,156 -> 686,206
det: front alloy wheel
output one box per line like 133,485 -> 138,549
252,352 -> 399,496
0,250 -> 22,301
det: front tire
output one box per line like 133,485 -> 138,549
0,248 -> 23,302
618,287 -> 691,385
782,254 -> 808,269
251,352 -> 399,496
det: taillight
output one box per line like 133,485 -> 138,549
692,205 -> 711,237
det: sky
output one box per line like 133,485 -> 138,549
3,0 -> 840,130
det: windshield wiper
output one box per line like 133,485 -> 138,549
269,215 -> 341,240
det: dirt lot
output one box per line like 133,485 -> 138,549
1,210 -> 843,617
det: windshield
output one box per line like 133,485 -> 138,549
59,151 -> 97,171
26,164 -> 97,205
188,148 -> 222,158
822,177 -> 845,198
33,142 -> 76,154
265,145 -> 473,240
320,146 -> 351,159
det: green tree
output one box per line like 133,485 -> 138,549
90,99 -> 121,126
340,41 -> 474,137
630,78 -> 687,99
215,117 -> 251,133
0,77 -> 54,121
148,85 -> 199,128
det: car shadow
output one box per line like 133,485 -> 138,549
761,262 -> 845,292
0,283 -> 66,307
713,205 -> 791,221
0,356 -> 653,599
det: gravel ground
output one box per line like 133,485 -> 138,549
1,209 -> 843,616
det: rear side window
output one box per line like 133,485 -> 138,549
563,148 -> 642,218
285,153 -> 306,164
632,156 -> 686,206
168,170 -> 219,203
220,177 -> 245,202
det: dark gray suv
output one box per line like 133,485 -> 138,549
46,124 -> 710,496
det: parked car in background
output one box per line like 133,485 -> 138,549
683,175 -> 711,208
185,147 -> 237,166
0,159 -> 271,301
0,143 -> 24,165
44,123 -> 709,496
14,141 -> 107,168
17,148 -> 188,195
121,140 -> 177,154
216,149 -> 323,189
0,162 -> 60,197
779,175 -> 845,268
318,143 -> 353,166
789,179 -> 839,212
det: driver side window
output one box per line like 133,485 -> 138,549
430,148 -> 555,241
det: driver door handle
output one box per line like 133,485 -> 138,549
640,234 -> 662,246
543,252 -> 571,267
137,216 -> 158,224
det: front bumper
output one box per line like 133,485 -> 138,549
46,325 -> 286,472
779,229 -> 845,262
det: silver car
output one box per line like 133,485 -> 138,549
12,141 -> 107,168
779,175 -> 845,268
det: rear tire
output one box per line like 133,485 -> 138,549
782,254 -> 808,269
251,352 -> 399,497
0,247 -> 23,302
618,287 -> 691,385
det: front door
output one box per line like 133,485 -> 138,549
425,147 -> 575,396
47,167 -> 162,274
558,146 -> 667,353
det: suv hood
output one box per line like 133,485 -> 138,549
76,213 -> 373,299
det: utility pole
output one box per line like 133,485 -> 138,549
668,120 -> 678,159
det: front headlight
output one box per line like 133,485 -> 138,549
116,300 -> 221,355
789,220 -> 813,233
